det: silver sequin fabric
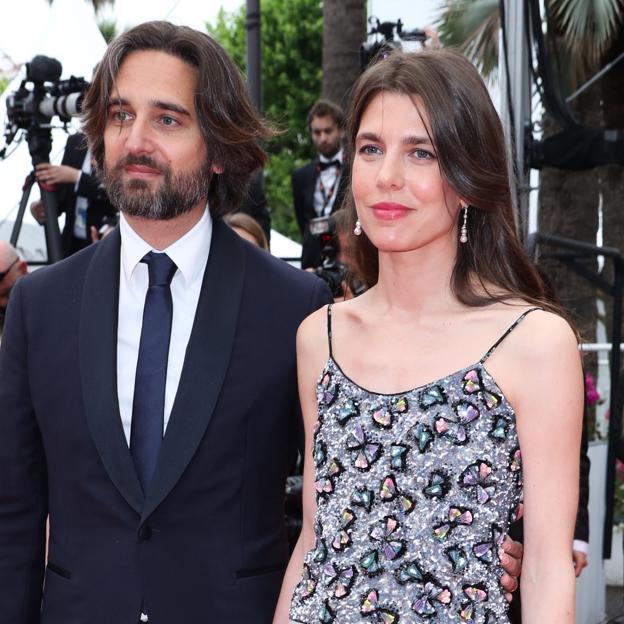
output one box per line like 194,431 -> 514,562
289,356 -> 523,624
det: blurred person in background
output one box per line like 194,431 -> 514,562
224,211 -> 269,250
30,131 -> 117,257
0,241 -> 27,334
292,99 -> 348,269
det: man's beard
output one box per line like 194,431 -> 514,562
103,154 -> 212,220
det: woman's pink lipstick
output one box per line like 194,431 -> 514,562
371,202 -> 412,220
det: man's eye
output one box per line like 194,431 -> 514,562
161,116 -> 179,127
111,110 -> 130,122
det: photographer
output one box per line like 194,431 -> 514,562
292,99 -> 348,269
30,132 -> 117,257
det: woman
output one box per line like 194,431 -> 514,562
275,49 -> 582,623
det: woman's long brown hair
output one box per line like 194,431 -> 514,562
343,49 -> 562,316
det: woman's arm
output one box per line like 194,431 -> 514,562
513,312 -> 583,622
273,307 -> 329,624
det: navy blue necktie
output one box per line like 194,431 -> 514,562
130,251 -> 177,493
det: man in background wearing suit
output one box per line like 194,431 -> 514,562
30,132 -> 117,257
0,21 -> 331,623
292,99 -> 348,269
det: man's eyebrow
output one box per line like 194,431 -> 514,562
106,97 -> 191,118
151,100 -> 191,117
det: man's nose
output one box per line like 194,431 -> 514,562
124,117 -> 155,155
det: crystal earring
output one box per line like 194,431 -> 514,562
459,206 -> 468,244
354,220 -> 362,236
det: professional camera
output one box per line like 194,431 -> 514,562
309,216 -> 349,298
1,55 -> 90,263
2,55 -> 89,158
361,17 -> 428,70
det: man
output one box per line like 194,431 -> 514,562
0,22 -> 521,623
0,241 -> 27,334
292,99 -> 348,269
30,131 -> 117,256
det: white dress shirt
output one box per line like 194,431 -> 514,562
314,147 -> 344,217
116,208 -> 212,446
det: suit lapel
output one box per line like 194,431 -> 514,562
304,160 -> 319,220
141,219 -> 246,522
79,228 -> 144,515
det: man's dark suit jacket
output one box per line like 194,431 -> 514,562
0,219 -> 331,623
292,159 -> 348,269
56,133 -> 116,256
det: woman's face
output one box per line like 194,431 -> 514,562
352,91 -> 462,255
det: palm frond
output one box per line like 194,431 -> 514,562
435,0 -> 500,79
550,0 -> 624,66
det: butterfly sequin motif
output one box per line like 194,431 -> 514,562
360,589 -> 399,623
462,369 -> 482,394
433,506 -> 474,541
394,559 -> 425,585
411,422 -> 434,453
420,384 -> 447,408
458,583 -> 489,621
318,599 -> 335,624
331,508 -> 356,552
369,515 -> 406,562
489,415 -> 510,441
313,437 -> 327,467
346,423 -> 383,471
299,563 -> 317,600
371,396 -> 408,429
322,563 -> 357,599
351,486 -> 374,513
423,470 -> 450,499
473,524 -> 504,566
379,474 -> 415,514
336,398 -> 359,426
319,372 -> 338,406
411,579 -> 452,617
360,549 -> 383,577
314,458 -> 343,499
446,546 -> 469,573
460,461 -> 496,505
435,401 -> 480,445
390,443 -> 409,472
483,390 -> 501,410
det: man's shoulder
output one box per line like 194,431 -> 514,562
292,160 -> 317,180
21,243 -> 98,293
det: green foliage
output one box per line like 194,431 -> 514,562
207,0 -> 323,240
98,18 -> 118,44
0,76 -> 9,97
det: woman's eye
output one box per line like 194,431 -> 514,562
414,148 -> 434,160
358,144 -> 381,156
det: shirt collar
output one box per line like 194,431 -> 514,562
318,147 -> 344,164
119,205 -> 212,286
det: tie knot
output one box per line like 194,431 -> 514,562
142,251 -> 177,287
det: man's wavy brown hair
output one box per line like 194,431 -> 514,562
82,20 -> 274,216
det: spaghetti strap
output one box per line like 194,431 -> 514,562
479,307 -> 542,364
326,303 -> 334,358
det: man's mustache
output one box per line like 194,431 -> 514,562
114,155 -> 168,175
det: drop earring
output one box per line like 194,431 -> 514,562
459,206 -> 468,244
354,220 -> 362,236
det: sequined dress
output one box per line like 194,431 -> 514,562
289,306 -> 537,624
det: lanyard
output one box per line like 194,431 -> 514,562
316,162 -> 342,215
